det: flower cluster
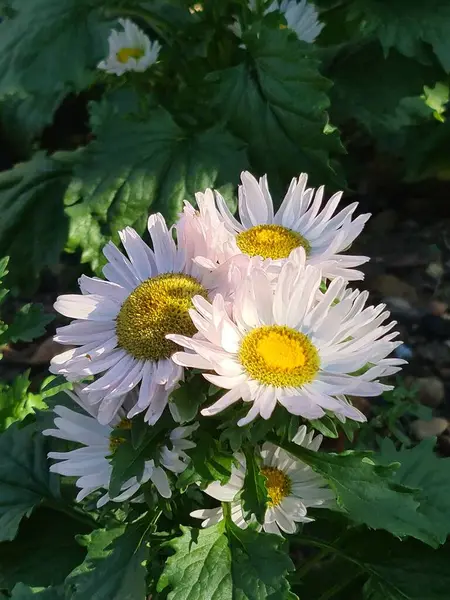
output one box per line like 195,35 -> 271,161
46,171 -> 404,533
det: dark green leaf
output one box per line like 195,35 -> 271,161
66,523 -> 149,600
208,26 -> 343,188
159,521 -> 295,599
0,422 -> 60,541
4,303 -> 53,343
378,437 -> 450,546
0,151 -> 75,287
169,376 -> 207,424
0,0 -> 109,97
347,0 -> 450,72
177,430 -> 234,488
241,446 -> 268,524
67,108 -> 247,269
277,438 -> 441,547
0,508 -> 89,592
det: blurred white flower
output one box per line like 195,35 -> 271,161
191,426 -> 335,535
267,0 -> 324,42
43,388 -> 197,506
98,18 -> 161,76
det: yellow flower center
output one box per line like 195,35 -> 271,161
109,418 -> 132,453
239,325 -> 320,387
116,47 -> 145,64
116,273 -> 208,361
261,467 -> 291,507
236,224 -> 310,260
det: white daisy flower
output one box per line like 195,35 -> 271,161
266,0 -> 324,43
191,425 -> 335,535
179,171 -> 370,282
98,19 -> 161,76
170,248 -> 405,426
43,388 -> 197,507
50,214 -> 229,426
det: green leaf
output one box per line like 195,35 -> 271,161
208,26 -> 343,187
378,437 -> 450,546
66,107 -> 247,269
347,0 -> 450,72
3,303 -> 53,343
159,521 -> 295,599
0,508 -> 89,592
10,584 -> 64,599
276,438 -> 441,547
0,371 -> 47,431
0,151 -> 75,287
310,415 -> 339,439
177,430 -> 234,488
241,446 -> 268,524
0,0 -> 109,97
301,518 -> 450,600
66,524 -> 149,600
329,45 -> 438,137
169,375 -> 207,424
0,422 -> 60,541
422,82 -> 449,122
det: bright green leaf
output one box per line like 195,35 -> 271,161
0,372 -> 47,431
66,524 -> 149,600
378,437 -> 450,546
10,584 -> 64,599
159,521 -> 295,599
66,107 -> 247,269
241,446 -> 268,524
4,303 -> 53,343
177,430 -> 234,488
0,422 -> 60,541
277,438 -> 441,547
208,26 -> 343,188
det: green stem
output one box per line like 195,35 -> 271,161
222,502 -> 232,521
295,547 -> 331,579
317,572 -> 361,600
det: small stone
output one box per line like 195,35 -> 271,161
410,376 -> 445,408
429,300 -> 448,317
411,417 -> 449,440
372,274 -> 418,305
426,262 -> 445,279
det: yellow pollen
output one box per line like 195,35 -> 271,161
116,47 -> 145,63
236,224 -> 310,260
109,418 -> 132,453
261,467 -> 291,507
116,273 -> 208,361
239,325 -> 320,387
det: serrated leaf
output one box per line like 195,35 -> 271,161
208,26 -> 343,188
4,303 -> 53,343
159,521 -> 295,599
241,446 -> 268,524
66,107 -> 247,269
177,430 -> 234,488
0,508 -> 89,592
0,151 -> 75,287
169,376 -> 207,424
378,437 -> 450,546
0,0 -> 109,97
66,524 -> 149,600
0,422 -> 60,541
10,584 -> 64,599
347,0 -> 450,72
0,372 -> 47,431
277,438 -> 441,547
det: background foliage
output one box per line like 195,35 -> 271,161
0,0 -> 450,599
